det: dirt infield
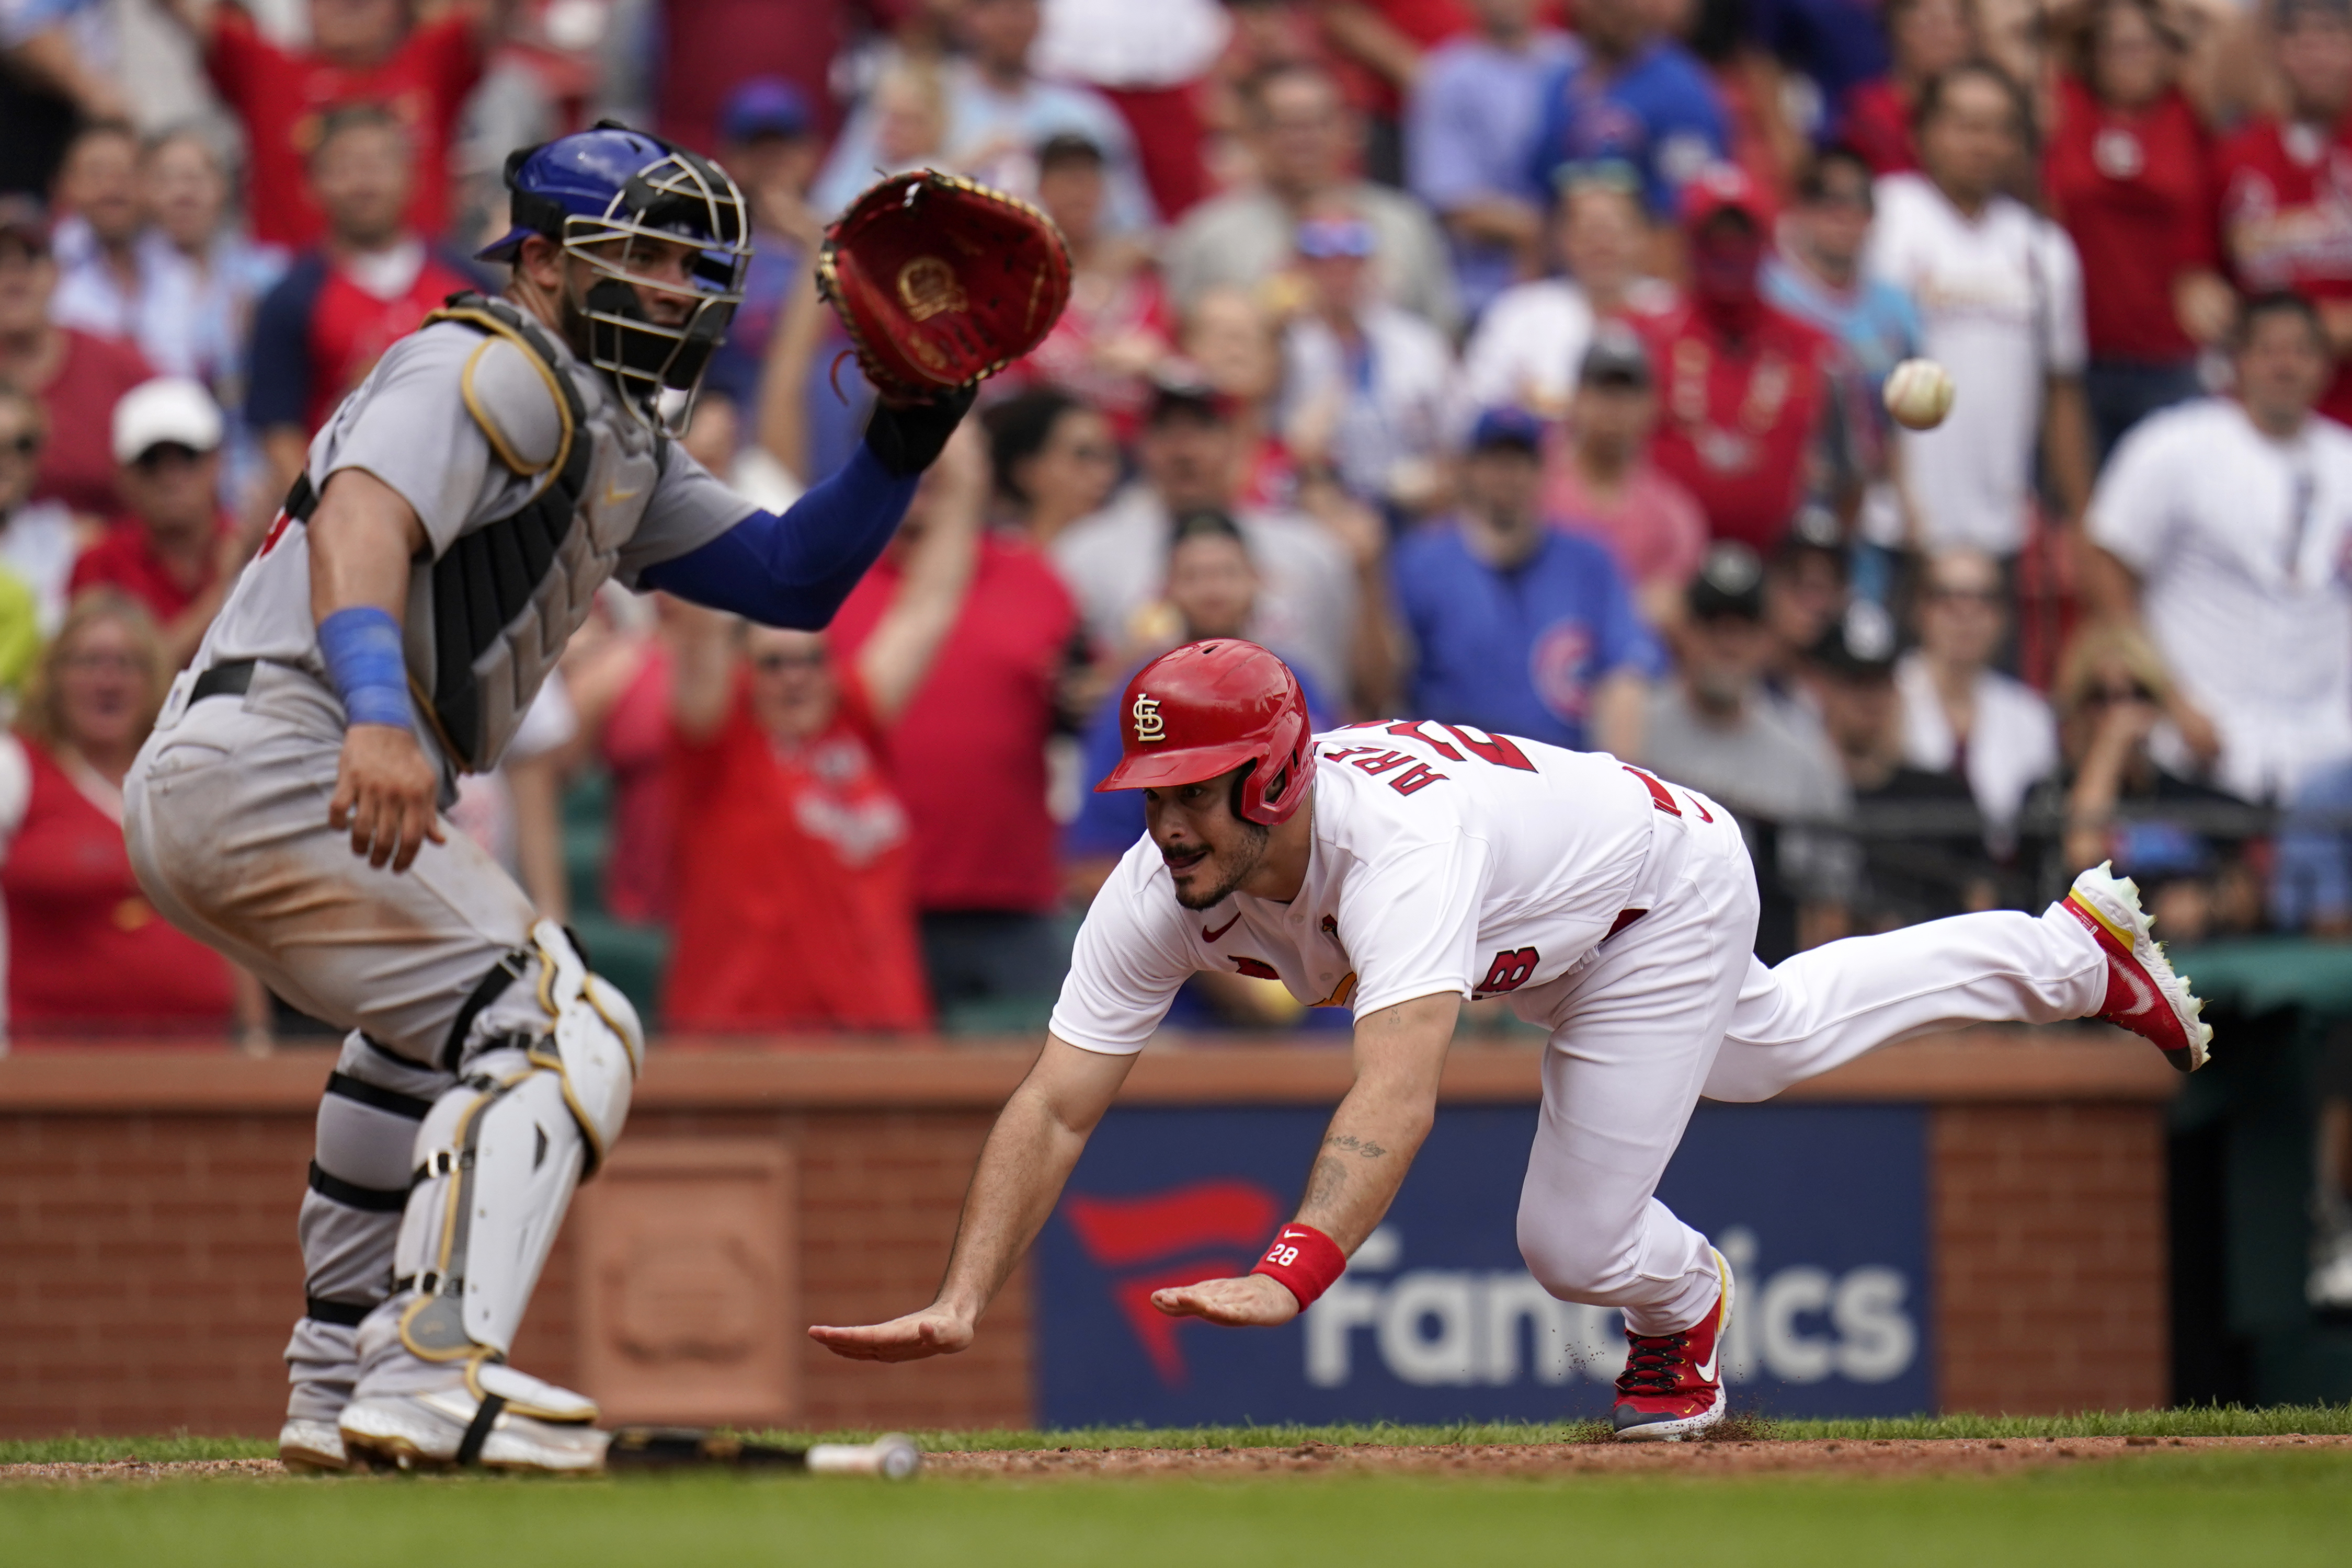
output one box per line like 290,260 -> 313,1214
6,1434 -> 2350,1484
927,1434 -> 2352,1479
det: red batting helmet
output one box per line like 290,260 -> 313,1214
1095,640 -> 1312,825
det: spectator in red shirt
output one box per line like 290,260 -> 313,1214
1832,0 -> 1976,175
70,378 -> 243,668
246,104 -> 480,499
3,591 -> 253,1038
1631,166 -> 1843,555
0,196 -> 154,527
2046,0 -> 2234,459
165,0 -> 495,251
2216,0 -> 2352,427
662,433 -> 986,1033
829,436 -> 1083,1021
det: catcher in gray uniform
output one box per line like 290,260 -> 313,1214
122,125 -> 973,1473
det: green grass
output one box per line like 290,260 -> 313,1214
1,1449 -> 2349,1567
8,1404 -> 2352,1466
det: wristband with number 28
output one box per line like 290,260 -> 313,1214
1250,1222 -> 1348,1310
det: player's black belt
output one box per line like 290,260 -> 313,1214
189,659 -> 257,704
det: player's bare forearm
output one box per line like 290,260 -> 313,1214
1151,992 -> 1460,1327
1293,992 -> 1459,1245
809,1035 -> 1134,1360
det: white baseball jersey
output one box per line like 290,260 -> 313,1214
194,312 -> 755,778
1049,723 -> 1680,1052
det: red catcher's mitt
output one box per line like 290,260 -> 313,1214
815,170 -> 1072,401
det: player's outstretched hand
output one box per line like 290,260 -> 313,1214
1149,1273 -> 1300,1327
329,724 -> 447,873
808,1307 -> 976,1362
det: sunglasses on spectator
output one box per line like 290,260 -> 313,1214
751,649 -> 828,674
132,443 -> 206,472
1926,583 -> 2004,605
2083,684 -> 2158,707
1296,219 -> 1375,259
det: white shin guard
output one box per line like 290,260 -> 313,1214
391,922 -> 643,1370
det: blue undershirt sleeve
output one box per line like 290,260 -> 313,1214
636,444 -> 919,628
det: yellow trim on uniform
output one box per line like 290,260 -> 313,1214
429,303 -> 576,486
396,1296 -> 479,1364
465,1356 -> 600,1424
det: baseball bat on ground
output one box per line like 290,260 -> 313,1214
602,1427 -> 923,1478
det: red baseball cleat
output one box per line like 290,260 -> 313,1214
2060,862 -> 2212,1073
1612,1248 -> 1733,1441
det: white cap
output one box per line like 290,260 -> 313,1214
112,377 -> 224,465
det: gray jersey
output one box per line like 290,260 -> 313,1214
195,308 -> 754,775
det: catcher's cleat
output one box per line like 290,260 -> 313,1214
338,1362 -> 609,1474
277,1417 -> 348,1473
2060,861 -> 2212,1072
1612,1249 -> 1734,1442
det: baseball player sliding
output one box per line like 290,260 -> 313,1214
121,127 -> 999,1473
814,640 -> 2211,1440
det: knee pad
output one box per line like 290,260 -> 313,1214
523,919 -> 643,1164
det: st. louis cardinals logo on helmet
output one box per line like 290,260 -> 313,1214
1095,640 -> 1311,825
477,122 -> 752,432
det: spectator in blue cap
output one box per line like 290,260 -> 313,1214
699,76 -> 824,446
1390,405 -> 1661,759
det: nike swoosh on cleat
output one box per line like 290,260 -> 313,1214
1201,914 -> 1241,942
2111,964 -> 2159,1019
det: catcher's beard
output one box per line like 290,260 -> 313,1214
553,284 -> 599,371
1170,818 -> 1271,911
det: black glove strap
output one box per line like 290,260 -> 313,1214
863,385 -> 977,477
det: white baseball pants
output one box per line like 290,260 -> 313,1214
1510,787 -> 2108,1336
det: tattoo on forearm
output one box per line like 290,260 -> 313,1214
1306,1155 -> 1352,1208
1322,1134 -> 1388,1158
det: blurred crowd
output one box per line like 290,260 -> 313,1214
3,0 -> 2351,1101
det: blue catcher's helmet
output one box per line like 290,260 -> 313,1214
478,122 -> 752,430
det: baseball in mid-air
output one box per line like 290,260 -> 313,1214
1883,358 -> 1956,431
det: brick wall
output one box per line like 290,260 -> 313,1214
1932,1103 -> 2169,1413
0,1038 -> 2173,1436
0,1104 -> 1029,1438
0,1112 -> 311,1436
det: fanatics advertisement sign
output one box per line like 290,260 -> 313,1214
1034,1103 -> 1931,1425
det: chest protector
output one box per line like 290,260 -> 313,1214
283,293 -> 602,771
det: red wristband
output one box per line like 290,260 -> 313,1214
1250,1223 -> 1348,1311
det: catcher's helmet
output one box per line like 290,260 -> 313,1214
478,122 -> 750,429
1095,640 -> 1313,826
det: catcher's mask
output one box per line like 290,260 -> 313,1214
478,122 -> 750,434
